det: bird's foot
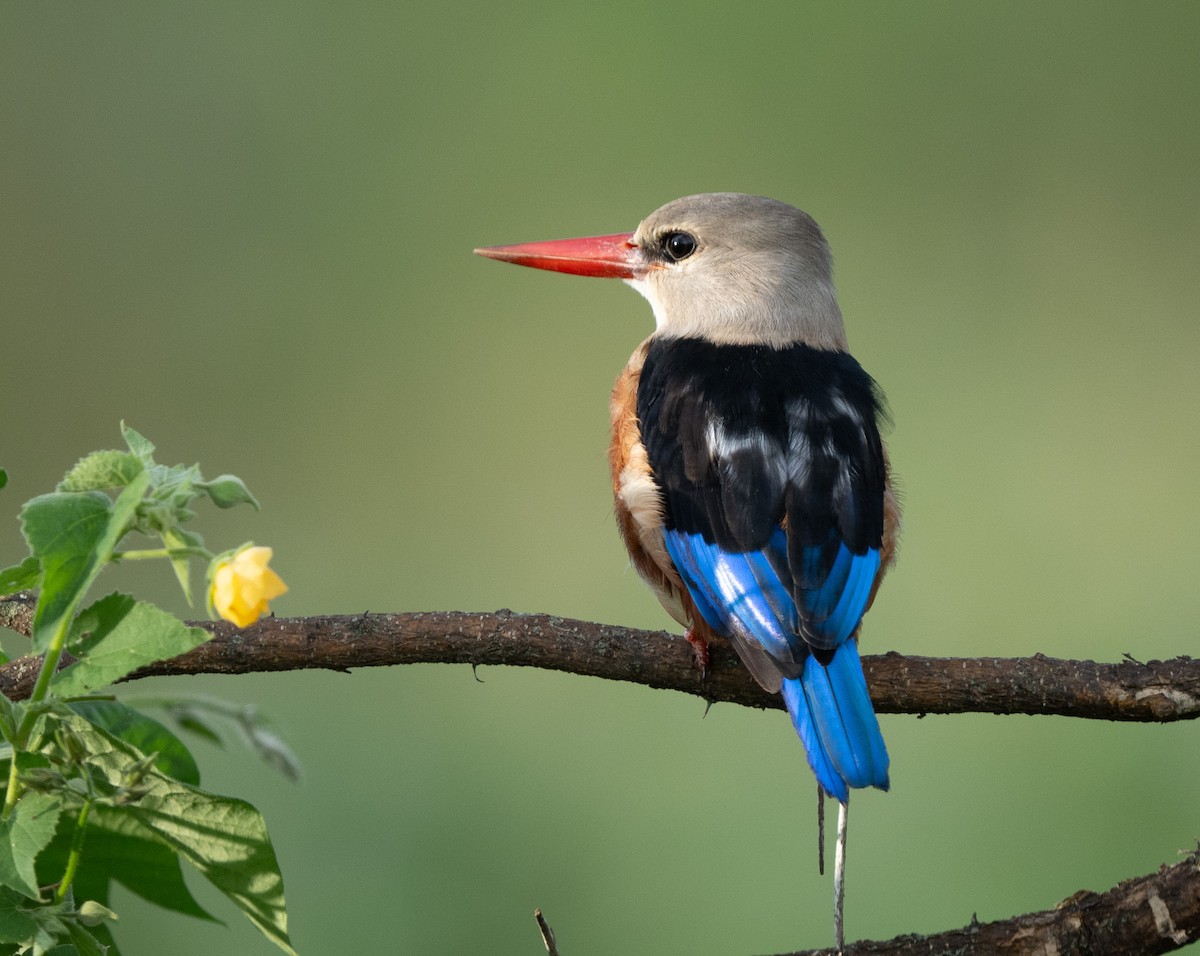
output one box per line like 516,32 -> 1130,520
684,628 -> 710,678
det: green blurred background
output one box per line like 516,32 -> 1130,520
3,3 -> 1198,953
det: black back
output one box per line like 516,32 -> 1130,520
636,336 -> 888,569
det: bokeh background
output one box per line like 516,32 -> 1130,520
3,3 -> 1199,953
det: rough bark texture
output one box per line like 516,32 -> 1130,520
775,851 -> 1200,956
0,595 -> 1197,723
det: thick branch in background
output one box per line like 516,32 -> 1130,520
776,849 -> 1200,955
2,593 -> 1199,954
533,849 -> 1200,955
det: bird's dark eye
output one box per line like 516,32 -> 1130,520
661,231 -> 697,262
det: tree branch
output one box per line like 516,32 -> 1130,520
1,594 -> 1197,721
3,591 -> 1198,953
779,849 -> 1200,956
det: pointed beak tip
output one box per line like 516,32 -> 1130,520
473,233 -> 639,279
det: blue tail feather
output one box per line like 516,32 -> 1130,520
783,643 -> 889,800
663,528 -> 888,799
781,677 -> 848,802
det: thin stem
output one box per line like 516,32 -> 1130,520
54,798 -> 92,902
111,546 -> 211,562
26,616 -> 73,710
1,759 -> 19,820
4,599 -> 86,819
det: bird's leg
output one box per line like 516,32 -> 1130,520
833,799 -> 848,953
683,627 -> 710,678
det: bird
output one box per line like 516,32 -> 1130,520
476,193 -> 899,948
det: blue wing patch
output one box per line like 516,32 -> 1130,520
664,529 -> 798,667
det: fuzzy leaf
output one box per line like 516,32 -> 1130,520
50,715 -> 292,953
58,452 -> 143,493
69,701 -> 200,787
52,594 -> 209,697
21,474 -> 151,653
119,425 -> 155,466
20,493 -> 110,652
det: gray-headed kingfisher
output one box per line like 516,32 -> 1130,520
476,193 -> 899,946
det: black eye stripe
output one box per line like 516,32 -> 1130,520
661,231 -> 697,262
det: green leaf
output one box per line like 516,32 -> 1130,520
21,473 -> 151,654
0,793 -> 62,899
159,530 -> 195,606
51,594 -> 209,698
149,464 -> 201,509
20,493 -> 110,654
0,698 -> 18,745
241,724 -> 299,784
68,702 -> 199,787
36,804 -> 212,926
47,716 -> 291,952
118,425 -> 154,467
0,469 -> 7,490
57,453 -> 143,494
0,556 -> 40,596
63,919 -> 108,956
126,783 -> 292,953
0,888 -> 73,952
0,885 -> 39,942
171,713 -> 222,747
146,698 -> 300,783
201,475 -> 260,511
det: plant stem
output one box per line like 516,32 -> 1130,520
1,759 -> 19,820
111,546 -> 210,562
55,798 -> 92,902
26,616 -> 72,710
3,609 -> 79,819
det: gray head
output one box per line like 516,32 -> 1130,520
475,192 -> 846,350
628,193 -> 846,349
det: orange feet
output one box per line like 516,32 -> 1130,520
684,628 -> 710,678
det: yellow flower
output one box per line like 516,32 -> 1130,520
210,546 -> 288,627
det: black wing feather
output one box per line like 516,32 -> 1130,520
637,337 -> 887,657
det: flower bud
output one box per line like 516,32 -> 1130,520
203,474 -> 260,510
